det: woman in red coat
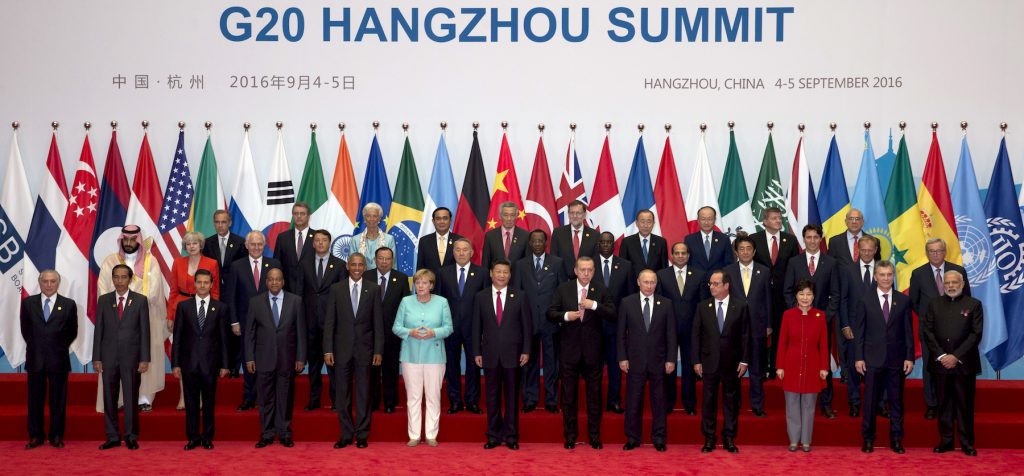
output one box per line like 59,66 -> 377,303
776,279 -> 829,452
167,231 -> 220,409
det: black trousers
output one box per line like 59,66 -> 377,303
935,372 -> 975,447
842,336 -> 862,409
101,361 -> 141,441
522,330 -> 559,406
443,321 -> 480,406
665,327 -> 697,411
701,370 -> 741,439
862,366 -> 905,440
306,324 -> 335,406
335,359 -> 372,440
236,324 -> 257,403
484,365 -> 520,443
560,358 -> 602,441
818,317 -> 835,409
625,366 -> 667,445
602,322 -> 622,407
371,334 -> 401,409
920,332 -> 938,408
749,333 -> 766,411
256,369 -> 296,440
26,370 -> 68,441
182,371 -> 218,442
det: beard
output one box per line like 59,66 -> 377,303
121,242 -> 140,254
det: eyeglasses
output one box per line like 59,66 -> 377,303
926,249 -> 945,255
708,281 -> 723,287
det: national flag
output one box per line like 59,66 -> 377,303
187,135 -> 226,240
24,132 -> 70,296
983,138 -> 1024,370
452,130 -> 490,264
154,131 -> 195,266
876,129 -> 897,201
884,132 -> 926,292
58,132 -> 99,364
418,131 -> 458,239
785,133 -> 821,248
0,129 -> 32,367
621,135 -> 658,236
259,129 -> 295,254
951,135 -> 1007,363
296,131 -> 330,231
316,130 -> 360,258
556,133 -> 588,225
355,133 -> 392,234
850,130 -> 893,260
818,134 -> 850,242
485,132 -> 527,231
751,132 -> 790,233
524,135 -> 559,240
684,130 -> 719,234
126,132 -> 173,288
388,136 -> 425,276
719,129 -> 758,239
228,129 -> 263,238
589,134 -> 627,245
654,135 -> 688,245
918,131 -> 962,264
88,130 -> 131,323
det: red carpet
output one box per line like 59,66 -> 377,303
2,374 -> 1023,450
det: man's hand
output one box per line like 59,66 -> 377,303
776,369 -> 784,380
138,362 -> 149,373
619,360 -> 629,373
737,363 -> 748,378
565,311 -> 582,321
665,362 -> 676,374
693,363 -> 703,378
372,354 -> 382,366
767,328 -> 773,337
166,320 -> 174,332
219,368 -> 229,378
519,354 -> 529,367
324,353 -> 334,366
855,360 -> 866,375
246,361 -> 256,374
295,361 -> 305,373
939,354 -> 958,369
819,370 -> 828,379
172,367 -> 182,379
903,360 -> 914,376
231,323 -> 241,336
93,361 -> 103,373
842,327 -> 854,340
580,298 -> 596,310
474,356 -> 483,367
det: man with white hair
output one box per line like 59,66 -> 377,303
350,202 -> 395,271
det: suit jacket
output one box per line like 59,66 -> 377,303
171,297 -> 231,374
594,255 -> 636,310
617,293 -> 676,373
20,294 -> 77,373
437,263 -> 491,327
92,291 -> 151,367
299,254 -> 348,330
202,232 -> 247,286
724,262 -> 773,336
852,288 -> 914,368
481,226 -> 529,268
618,233 -> 668,277
513,254 -> 568,334
922,294 -> 983,375
547,280 -> 615,365
323,279 -> 385,365
416,232 -> 462,277
472,287 -> 533,368
750,230 -> 800,290
656,266 -> 708,336
909,261 -> 972,320
692,297 -> 752,375
365,268 -> 412,333
683,230 -> 734,273
273,228 -> 316,293
783,252 -> 841,319
549,225 -> 599,278
826,231 -> 879,266
245,291 -> 307,371
224,256 -> 282,328
839,259 -> 880,330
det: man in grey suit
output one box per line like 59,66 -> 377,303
245,268 -> 307,448
93,264 -> 151,450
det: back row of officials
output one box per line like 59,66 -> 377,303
21,199 -> 981,455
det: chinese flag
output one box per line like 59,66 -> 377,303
485,132 -> 527,231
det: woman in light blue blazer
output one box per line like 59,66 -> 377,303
393,269 -> 453,447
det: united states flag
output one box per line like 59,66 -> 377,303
556,135 -> 589,225
158,132 -> 194,252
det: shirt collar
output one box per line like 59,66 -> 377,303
268,290 -> 283,300
533,253 -> 545,262
674,264 -> 687,274
378,270 -> 391,282
42,292 -> 57,301
493,285 -> 508,295
116,290 -> 130,300
349,277 -> 362,286
807,251 -> 820,261
702,230 -> 714,240
877,287 -> 893,299
767,230 -> 780,241
717,295 -> 731,308
437,231 -> 448,240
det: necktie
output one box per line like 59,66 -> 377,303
458,267 -> 466,296
317,258 -> 325,286
717,301 -> 725,332
770,235 -> 779,265
642,237 -> 649,263
573,229 -> 581,259
742,267 -> 751,295
43,297 -> 52,322
853,234 -> 860,261
118,296 -> 125,320
253,260 -> 260,289
676,269 -> 686,295
808,255 -> 816,276
495,290 -> 504,326
220,236 -> 227,265
936,268 -> 945,296
438,235 -> 446,263
271,296 -> 280,326
504,230 -> 511,258
380,275 -> 387,301
579,287 -> 588,321
863,264 -> 871,288
198,299 -> 207,331
643,297 -> 651,331
704,234 -> 712,260
351,283 -> 360,316
603,259 -> 611,287
535,256 -> 542,279
296,230 -> 304,256
882,293 -> 890,322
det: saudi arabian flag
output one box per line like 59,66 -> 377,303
719,129 -> 758,238
751,132 -> 790,232
297,131 -> 329,229
188,136 -> 226,239
389,137 -> 426,276
884,134 -> 927,292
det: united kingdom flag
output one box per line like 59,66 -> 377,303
158,132 -> 194,248
556,134 -> 589,225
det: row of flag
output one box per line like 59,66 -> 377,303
0,124 -> 1022,374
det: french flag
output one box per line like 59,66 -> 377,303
24,132 -> 70,296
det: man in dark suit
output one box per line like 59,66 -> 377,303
21,270 -> 77,449
203,210 -> 248,378
693,270 -> 751,453
514,229 -> 567,413
481,201 -> 529,268
853,261 -> 915,454
93,264 -> 151,450
656,242 -> 707,415
324,253 -> 384,449
619,269 -> 676,452
547,257 -> 614,449
224,231 -> 281,411
437,238 -> 490,414
171,269 -> 230,450
473,259 -> 532,450
750,207 -> 799,378
826,208 -> 869,266
549,200 -> 598,279
619,210 -> 667,278
246,268 -> 306,448
300,229 -> 348,411
594,232 -> 635,413
684,206 -> 733,274
366,246 -> 410,413
909,237 -> 971,420
416,207 -> 462,278
724,235 -> 772,417
839,235 -> 881,417
924,270 -> 982,456
273,202 -> 315,293
783,224 -> 841,419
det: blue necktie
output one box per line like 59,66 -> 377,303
643,297 -> 651,331
642,238 -> 649,264
717,301 -> 725,332
458,267 -> 466,296
351,283 -> 360,316
603,259 -> 611,287
704,235 -> 712,261
43,298 -> 51,322
271,296 -> 280,326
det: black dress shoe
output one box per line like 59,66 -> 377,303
606,403 -> 624,414
229,369 -> 240,378
861,440 -> 874,453
466,404 -> 482,414
447,403 -> 464,415
522,403 -> 537,413
356,439 -> 368,448
255,438 -> 274,448
125,439 -> 139,450
545,404 -> 559,413
484,440 -> 500,450
850,407 -> 860,418
840,376 -> 848,385
701,438 -> 715,453
623,441 -> 639,451
506,441 -> 519,450
962,445 -> 977,456
331,403 -> 337,411
384,406 -> 395,414
933,444 -> 954,453
202,440 -> 214,450
304,402 -> 321,411
590,439 -> 603,449
50,438 -> 64,449
878,406 -> 890,419
723,438 -> 738,453
684,407 -> 696,416
654,443 -> 667,452
281,438 -> 295,448
891,440 -> 905,454
665,407 -> 674,414
237,401 -> 255,411
924,407 -> 937,420
564,439 -> 576,450
99,440 -> 121,450
752,408 -> 767,417
333,438 -> 351,449
820,407 -> 837,419
184,440 -> 200,451
25,438 -> 44,450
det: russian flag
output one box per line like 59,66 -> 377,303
228,129 -> 263,239
88,129 -> 130,323
24,132 -> 70,296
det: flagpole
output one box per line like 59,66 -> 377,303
605,122 -> 611,135
402,122 -> 408,136
440,121 -> 447,134
539,122 -> 545,136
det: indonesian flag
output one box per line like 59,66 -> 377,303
125,131 -> 174,287
589,135 -> 626,248
58,132 -> 99,364
485,132 -> 527,231
684,131 -> 721,233
524,135 -> 559,242
653,135 -> 689,246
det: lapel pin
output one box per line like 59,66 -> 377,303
585,232 -> 591,238
543,266 -> 548,271
229,243 -> 234,247
815,312 -> 821,317
614,265 -> 619,269
264,263 -> 270,268
756,270 -> 760,274
510,293 -> 515,298
392,277 -> 398,282
57,306 -> 62,311
714,238 -> 719,243
470,272 -> 475,277
708,303 -> 713,308
688,271 -> 692,275
211,307 -> 216,312
656,301 -> 661,305
329,264 -> 334,269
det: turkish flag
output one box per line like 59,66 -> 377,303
524,135 -> 558,249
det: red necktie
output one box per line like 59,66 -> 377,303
579,287 -> 587,321
770,236 -> 778,265
495,290 -> 504,326
808,255 -> 816,276
853,234 -> 860,261
573,229 -> 581,259
253,260 -> 260,289
503,230 -> 511,258
117,296 -> 124,320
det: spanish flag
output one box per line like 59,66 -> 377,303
917,131 -> 962,264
